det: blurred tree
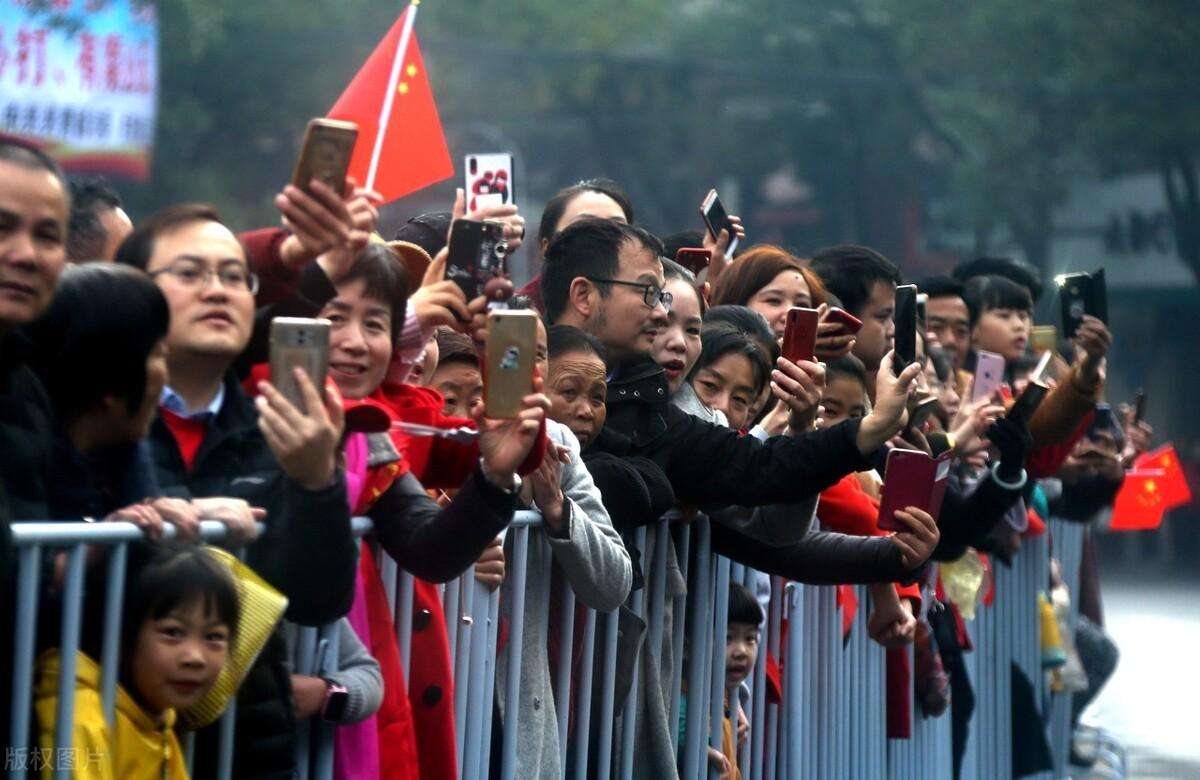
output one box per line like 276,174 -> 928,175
1068,0 -> 1200,282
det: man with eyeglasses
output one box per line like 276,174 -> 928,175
116,203 -> 356,779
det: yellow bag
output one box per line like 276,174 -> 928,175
940,550 -> 986,620
178,546 -> 288,729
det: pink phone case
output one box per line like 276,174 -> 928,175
971,350 -> 1006,403
877,449 -> 951,532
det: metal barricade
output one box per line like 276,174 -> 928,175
9,505 -> 1071,780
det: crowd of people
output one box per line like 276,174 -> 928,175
0,135 -> 1155,778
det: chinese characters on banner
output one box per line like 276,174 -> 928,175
0,0 -> 158,179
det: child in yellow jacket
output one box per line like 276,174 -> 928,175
35,542 -> 240,779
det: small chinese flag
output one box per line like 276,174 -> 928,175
1111,469 -> 1169,531
329,3 -> 453,204
1134,443 -> 1192,509
836,584 -> 858,638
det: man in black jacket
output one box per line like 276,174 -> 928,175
540,218 -> 938,579
0,139 -> 71,753
116,203 -> 357,778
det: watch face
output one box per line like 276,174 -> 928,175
324,688 -> 350,722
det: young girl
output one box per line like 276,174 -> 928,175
36,543 -> 239,779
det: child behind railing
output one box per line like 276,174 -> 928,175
34,542 -> 240,779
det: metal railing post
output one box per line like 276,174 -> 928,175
499,525 -> 531,780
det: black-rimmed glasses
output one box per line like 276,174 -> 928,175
585,277 -> 672,310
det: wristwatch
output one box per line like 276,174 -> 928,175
321,680 -> 349,722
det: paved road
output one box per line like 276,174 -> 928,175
1079,577 -> 1200,779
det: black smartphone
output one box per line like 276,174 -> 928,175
1058,268 -> 1108,338
893,284 -> 918,372
1007,380 -> 1049,427
446,218 -> 507,300
1134,389 -> 1147,424
700,189 -> 740,255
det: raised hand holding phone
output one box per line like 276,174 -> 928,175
857,349 -> 923,455
699,189 -> 745,280
472,368 -> 551,491
815,304 -> 857,361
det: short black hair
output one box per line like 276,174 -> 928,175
0,139 -> 68,194
122,541 -> 241,658
540,217 -> 664,324
339,243 -> 411,341
115,203 -> 228,271
809,244 -> 902,317
703,304 -> 779,364
67,177 -> 123,262
953,256 -> 1043,303
915,275 -> 963,301
824,354 -> 868,389
435,326 -> 478,369
537,178 -> 634,247
662,230 -> 705,262
962,274 -> 1034,329
26,263 -> 169,423
547,324 -> 608,364
692,323 -> 772,397
728,582 -> 763,627
394,212 -> 452,258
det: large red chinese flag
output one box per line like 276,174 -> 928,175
329,4 -> 453,204
1134,443 -> 1192,509
1111,469 -> 1169,531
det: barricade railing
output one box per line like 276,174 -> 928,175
8,507 -> 1094,780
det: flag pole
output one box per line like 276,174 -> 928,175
366,0 -> 419,192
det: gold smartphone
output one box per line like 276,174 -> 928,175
1031,325 -> 1057,355
291,118 -> 358,197
270,317 -> 331,412
484,310 -> 538,419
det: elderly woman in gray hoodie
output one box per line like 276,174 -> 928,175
492,306 -> 633,780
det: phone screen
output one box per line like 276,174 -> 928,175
701,190 -> 740,255
893,284 -> 918,371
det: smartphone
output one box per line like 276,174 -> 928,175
675,247 -> 712,276
825,307 -> 863,337
269,317 -> 331,412
464,153 -> 515,212
1057,268 -> 1108,338
781,307 -> 820,364
1134,389 -> 1147,423
1030,325 -> 1057,355
447,218 -> 507,300
1092,402 -> 1118,433
484,310 -> 538,419
700,189 -> 740,255
1029,349 -> 1054,385
893,284 -> 918,372
877,449 -> 952,532
971,350 -> 1006,403
907,390 -> 940,433
916,293 -> 928,332
291,119 -> 358,197
1007,380 -> 1049,427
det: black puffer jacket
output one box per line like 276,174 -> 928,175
147,371 -> 356,779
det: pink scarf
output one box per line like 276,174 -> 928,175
333,433 -> 381,780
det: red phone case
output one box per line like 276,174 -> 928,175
782,308 -> 820,364
675,248 -> 712,276
877,449 -> 952,532
825,307 -> 863,336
